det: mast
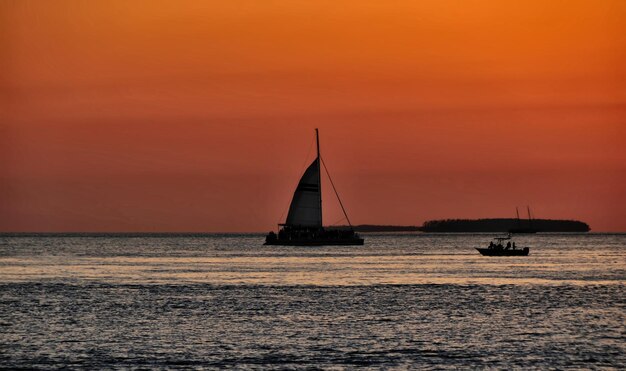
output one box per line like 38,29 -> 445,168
316,128 -> 322,227
527,205 -> 533,229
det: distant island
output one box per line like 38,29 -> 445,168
336,219 -> 590,233
420,218 -> 590,232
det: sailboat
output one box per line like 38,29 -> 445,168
508,206 -> 538,234
264,129 -> 364,246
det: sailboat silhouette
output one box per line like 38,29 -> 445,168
265,129 -> 364,246
508,206 -> 539,234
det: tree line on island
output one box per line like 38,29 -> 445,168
334,219 -> 590,233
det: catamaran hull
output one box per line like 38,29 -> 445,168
476,247 -> 529,256
265,238 -> 364,246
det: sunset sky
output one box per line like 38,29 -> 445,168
1,0 -> 625,232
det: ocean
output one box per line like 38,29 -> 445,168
0,233 -> 624,369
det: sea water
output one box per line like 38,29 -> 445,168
0,233 -> 624,369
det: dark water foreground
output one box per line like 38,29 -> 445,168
1,283 -> 624,369
0,233 -> 624,369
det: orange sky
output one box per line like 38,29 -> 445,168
1,0 -> 625,232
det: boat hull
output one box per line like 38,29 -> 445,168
476,247 -> 529,256
265,238 -> 364,246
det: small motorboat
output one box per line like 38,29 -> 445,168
476,235 -> 529,256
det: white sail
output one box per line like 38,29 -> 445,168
285,159 -> 322,227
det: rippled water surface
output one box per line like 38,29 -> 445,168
0,233 -> 624,369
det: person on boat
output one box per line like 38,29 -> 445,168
489,241 -> 494,249
506,241 -> 511,250
512,242 -> 516,250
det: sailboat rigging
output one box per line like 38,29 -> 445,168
509,205 -> 539,234
264,129 -> 364,246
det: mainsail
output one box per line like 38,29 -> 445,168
285,158 -> 322,227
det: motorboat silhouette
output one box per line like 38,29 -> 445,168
476,235 -> 529,256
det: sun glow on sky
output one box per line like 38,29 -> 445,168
1,0 -> 625,231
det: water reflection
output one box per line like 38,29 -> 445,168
0,233 -> 624,286
0,233 -> 624,368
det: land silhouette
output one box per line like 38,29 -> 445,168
337,219 -> 590,233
